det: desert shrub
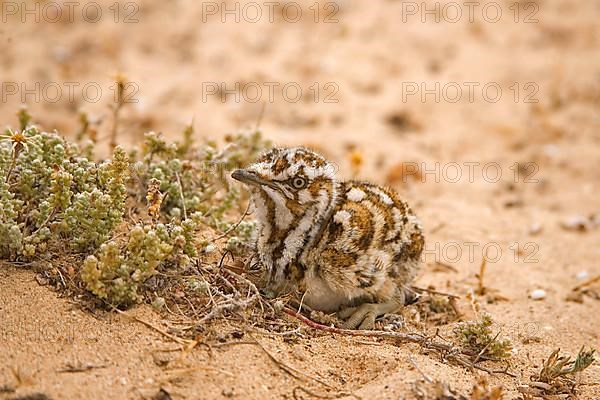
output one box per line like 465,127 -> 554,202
0,126 -> 129,258
453,313 -> 512,359
131,130 -> 268,228
518,347 -> 596,397
536,346 -> 595,384
1,110 -> 270,306
81,222 -> 194,305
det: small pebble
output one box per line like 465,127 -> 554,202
528,222 -> 543,235
576,271 -> 589,280
152,297 -> 165,310
203,244 -> 216,253
530,289 -> 546,300
560,215 -> 589,231
542,144 -> 559,158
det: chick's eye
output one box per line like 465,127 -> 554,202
292,177 -> 307,189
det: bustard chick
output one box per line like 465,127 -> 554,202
231,147 -> 424,329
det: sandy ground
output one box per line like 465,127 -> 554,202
1,0 -> 600,399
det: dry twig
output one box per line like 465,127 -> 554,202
476,257 -> 487,296
410,285 -> 460,299
113,308 -> 193,346
283,307 -> 516,378
58,363 -> 107,373
572,274 -> 600,291
211,201 -> 252,242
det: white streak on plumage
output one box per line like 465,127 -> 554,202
276,208 -> 317,269
386,207 -> 403,241
264,186 -> 293,230
252,193 -> 273,271
369,186 -> 393,205
346,187 -> 366,202
333,210 -> 351,224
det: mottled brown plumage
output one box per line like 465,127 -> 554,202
232,147 -> 424,329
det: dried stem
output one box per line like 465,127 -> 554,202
410,285 -> 460,299
109,75 -> 126,150
212,201 -> 251,241
113,307 -> 193,347
408,354 -> 433,383
5,145 -> 22,183
476,256 -> 487,295
282,307 -> 516,378
572,274 -> 600,291
174,171 -> 187,220
473,330 -> 502,364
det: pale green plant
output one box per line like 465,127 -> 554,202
453,313 -> 513,359
1,109 -> 268,306
0,126 -> 129,258
82,225 -> 173,305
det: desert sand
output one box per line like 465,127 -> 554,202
1,0 -> 599,399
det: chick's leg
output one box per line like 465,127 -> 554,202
337,298 -> 403,330
316,249 -> 406,329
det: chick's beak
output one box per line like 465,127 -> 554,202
231,169 -> 270,187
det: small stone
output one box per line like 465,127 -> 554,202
560,215 -> 590,231
203,244 -> 216,253
528,222 -> 543,235
530,289 -> 546,300
542,144 -> 560,158
152,297 -> 166,310
273,300 -> 285,312
576,271 -> 589,280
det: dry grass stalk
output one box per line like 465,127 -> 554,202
283,307 -> 516,378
